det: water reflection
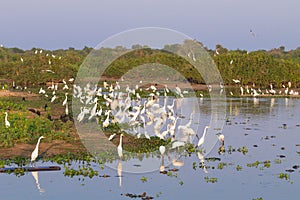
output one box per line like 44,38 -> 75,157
31,171 -> 45,193
197,152 -> 208,173
2,97 -> 300,200
117,161 -> 122,187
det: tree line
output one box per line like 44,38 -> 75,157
0,44 -> 299,89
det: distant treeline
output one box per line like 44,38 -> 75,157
0,43 -> 299,88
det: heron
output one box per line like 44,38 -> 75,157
108,133 -> 116,141
31,136 -> 45,165
62,93 -> 68,106
118,133 -> 124,158
65,102 -> 69,115
4,112 -> 10,128
216,133 -> 225,146
103,110 -> 111,128
197,126 -> 210,147
159,145 -> 166,155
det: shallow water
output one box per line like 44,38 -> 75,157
1,97 -> 300,200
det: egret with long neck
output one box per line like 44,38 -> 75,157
118,133 -> 124,158
197,126 -> 210,147
31,136 -> 45,165
4,112 -> 10,128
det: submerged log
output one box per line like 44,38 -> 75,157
0,166 -> 61,173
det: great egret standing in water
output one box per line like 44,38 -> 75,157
197,126 -> 210,147
217,133 -> 225,145
118,133 -> 124,158
159,146 -> 166,172
31,136 -> 45,165
159,145 -> 166,156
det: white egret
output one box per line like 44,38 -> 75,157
63,84 -> 69,90
4,112 -> 10,128
240,86 -> 244,96
167,99 -> 176,114
50,94 -> 57,103
159,146 -> 166,172
232,79 -> 240,84
108,133 -> 116,141
216,133 -> 225,146
159,145 -> 166,155
118,133 -> 124,158
65,102 -> 69,115
62,93 -> 68,106
88,99 -> 98,120
197,126 -> 210,147
77,107 -> 90,122
103,110 -> 111,128
103,80 -> 108,89
171,141 -> 185,149
31,136 -> 45,164
38,87 -> 46,94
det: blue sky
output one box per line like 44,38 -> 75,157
1,0 -> 299,50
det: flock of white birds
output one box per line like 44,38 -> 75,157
4,51 -> 300,169
71,79 -> 225,163
231,79 -> 299,97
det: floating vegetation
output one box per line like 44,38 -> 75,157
121,192 -> 154,199
247,161 -> 261,168
204,176 -> 218,183
278,173 -> 290,180
274,158 -> 282,164
237,146 -> 248,155
227,145 -> 236,154
236,165 -> 243,171
246,160 -> 271,169
140,176 -> 147,183
64,165 -> 99,179
205,157 -> 221,162
179,180 -> 184,186
217,162 -> 227,170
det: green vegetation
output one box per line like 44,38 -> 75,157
278,173 -> 290,180
140,176 -> 148,183
236,165 -> 242,171
204,176 -> 218,183
1,44 -> 300,89
0,99 -> 74,148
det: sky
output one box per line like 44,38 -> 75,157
1,0 -> 299,51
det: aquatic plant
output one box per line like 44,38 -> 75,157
204,176 -> 218,183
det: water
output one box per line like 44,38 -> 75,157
1,97 -> 300,200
